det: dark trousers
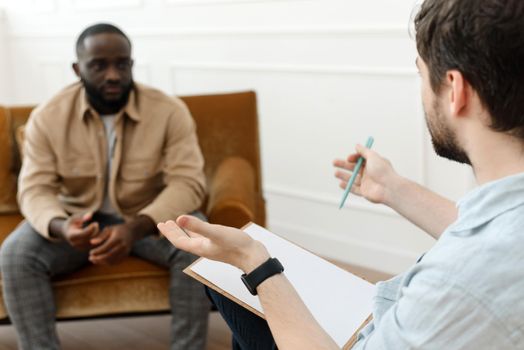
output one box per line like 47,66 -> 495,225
206,287 -> 277,350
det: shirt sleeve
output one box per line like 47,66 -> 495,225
351,273 -> 515,350
17,112 -> 68,239
138,99 -> 206,224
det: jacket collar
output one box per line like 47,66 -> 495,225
78,85 -> 141,122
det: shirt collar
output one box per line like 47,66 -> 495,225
78,85 -> 141,122
448,172 -> 524,232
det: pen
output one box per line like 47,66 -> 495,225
180,226 -> 191,238
339,136 -> 374,209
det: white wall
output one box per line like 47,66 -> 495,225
0,7 -> 9,102
0,0 -> 474,275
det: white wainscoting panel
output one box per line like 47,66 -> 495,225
166,0 -> 308,5
169,63 -> 424,186
265,189 -> 435,276
133,62 -> 152,85
39,60 -> 78,102
8,0 -> 57,13
72,0 -> 143,11
0,9 -> 9,102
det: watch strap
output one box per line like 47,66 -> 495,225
241,257 -> 284,295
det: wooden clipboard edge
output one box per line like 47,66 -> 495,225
343,314 -> 373,349
183,221 -> 373,347
184,222 -> 264,318
184,259 -> 265,319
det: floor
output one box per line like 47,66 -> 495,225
0,263 -> 390,350
0,313 -> 231,350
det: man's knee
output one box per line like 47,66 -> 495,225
190,210 -> 207,223
0,222 -> 44,274
0,234 -> 14,272
167,249 -> 196,272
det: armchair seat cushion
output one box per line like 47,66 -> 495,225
0,255 -> 170,321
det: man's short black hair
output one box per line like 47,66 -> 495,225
75,23 -> 131,57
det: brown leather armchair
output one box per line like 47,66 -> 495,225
0,91 -> 265,323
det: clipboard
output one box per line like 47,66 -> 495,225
184,222 -> 375,349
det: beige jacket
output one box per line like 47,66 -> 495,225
18,82 -> 206,239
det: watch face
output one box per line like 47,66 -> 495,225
241,274 -> 257,296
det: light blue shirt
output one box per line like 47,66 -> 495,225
353,173 -> 524,349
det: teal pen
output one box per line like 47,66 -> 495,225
180,227 -> 191,238
339,136 -> 374,209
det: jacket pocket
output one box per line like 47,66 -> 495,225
117,161 -> 164,211
57,159 -> 98,198
119,160 -> 161,181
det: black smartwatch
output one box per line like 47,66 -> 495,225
241,257 -> 284,296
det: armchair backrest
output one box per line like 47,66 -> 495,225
0,105 -> 32,214
183,91 -> 263,196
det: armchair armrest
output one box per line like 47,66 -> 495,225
15,124 -> 25,159
207,157 -> 257,228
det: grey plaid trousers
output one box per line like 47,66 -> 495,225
0,214 -> 210,350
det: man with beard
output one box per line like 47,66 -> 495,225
156,0 -> 524,349
0,24 -> 209,350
